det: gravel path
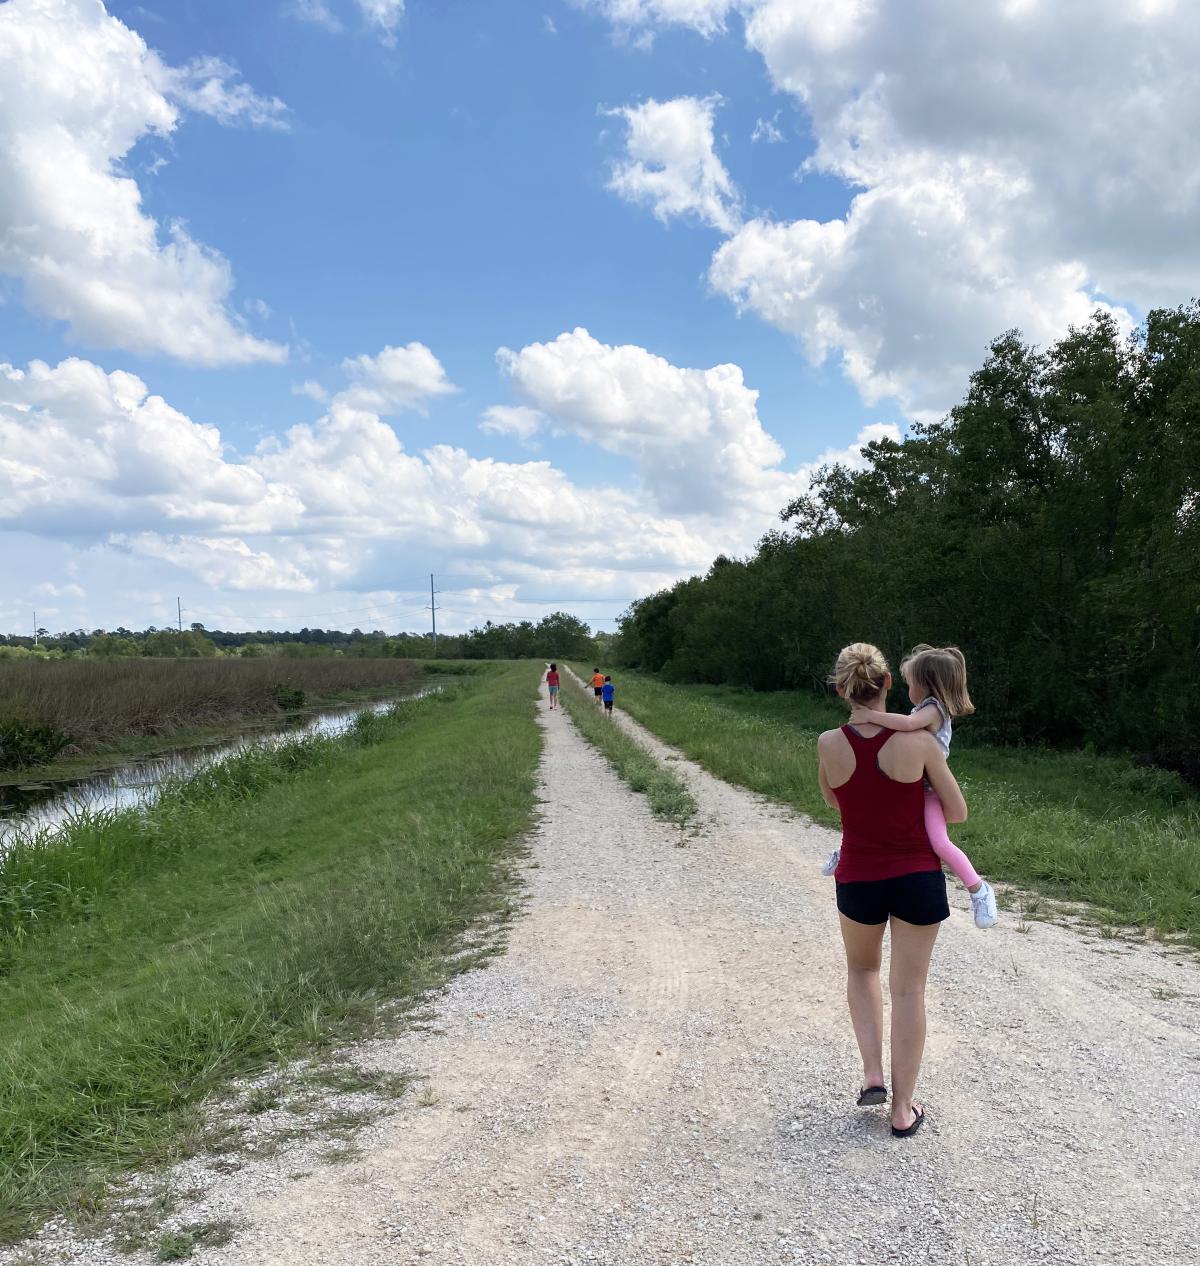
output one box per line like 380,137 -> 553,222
17,681 -> 1200,1265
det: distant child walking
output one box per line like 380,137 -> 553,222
591,668 -> 605,706
601,675 -> 615,715
546,662 -> 560,710
823,644 -> 998,929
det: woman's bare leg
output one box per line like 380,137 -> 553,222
888,917 -> 941,1130
838,914 -> 887,1091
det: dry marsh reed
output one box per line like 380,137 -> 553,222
0,657 -> 421,755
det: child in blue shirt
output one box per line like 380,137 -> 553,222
601,675 -> 615,715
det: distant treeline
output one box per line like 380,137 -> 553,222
0,611 -> 605,663
616,307 -> 1200,778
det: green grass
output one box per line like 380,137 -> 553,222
0,664 -> 541,1241
559,668 -> 697,828
607,673 -> 1200,944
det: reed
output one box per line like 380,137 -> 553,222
0,657 -> 421,764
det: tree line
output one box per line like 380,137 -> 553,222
1,612 -> 603,664
615,307 -> 1200,779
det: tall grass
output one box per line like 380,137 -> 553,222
0,657 -> 421,760
610,673 -> 1200,944
0,665 -> 541,1240
559,668 -> 696,827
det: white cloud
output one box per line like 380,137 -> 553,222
0,0 -> 287,365
498,326 -> 815,516
34,581 -> 87,600
292,379 -> 330,402
593,0 -> 1200,419
751,112 -> 784,144
2,342 -> 871,616
607,95 -> 741,233
480,405 -> 546,444
356,0 -> 405,43
112,533 -> 317,592
577,1 -> 733,38
164,56 -> 289,130
0,357 -> 288,538
287,0 -> 344,31
333,343 -> 458,416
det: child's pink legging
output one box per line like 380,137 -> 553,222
925,789 -> 981,889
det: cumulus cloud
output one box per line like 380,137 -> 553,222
0,0 -> 287,365
112,533 -> 317,591
498,327 -> 826,516
594,0 -> 1200,419
480,405 -> 546,444
2,339 -> 873,612
332,344 -> 458,416
607,95 -> 741,233
0,357 -> 287,539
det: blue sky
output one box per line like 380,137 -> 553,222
94,0 -> 865,457
1,1 -> 1194,634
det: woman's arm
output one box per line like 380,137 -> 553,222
920,738 -> 968,823
817,733 -> 840,810
848,706 -> 937,732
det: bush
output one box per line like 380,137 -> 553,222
272,684 -> 306,710
0,719 -> 69,770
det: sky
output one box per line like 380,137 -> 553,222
2,0 -> 1198,637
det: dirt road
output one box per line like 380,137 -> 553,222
29,681 -> 1200,1265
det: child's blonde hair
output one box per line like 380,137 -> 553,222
901,644 -> 975,718
830,642 -> 890,706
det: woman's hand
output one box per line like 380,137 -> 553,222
922,741 -> 968,822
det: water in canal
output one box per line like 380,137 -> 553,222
0,687 -> 432,846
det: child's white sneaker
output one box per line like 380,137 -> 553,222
821,849 -> 840,876
970,879 -> 997,928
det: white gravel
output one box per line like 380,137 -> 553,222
11,680 -> 1199,1266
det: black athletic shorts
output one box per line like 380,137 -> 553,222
593,687 -> 603,697
604,700 -> 613,711
836,870 -> 949,926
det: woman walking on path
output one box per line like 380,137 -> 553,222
817,642 -> 968,1138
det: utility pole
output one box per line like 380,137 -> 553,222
429,573 -> 438,658
33,611 -> 38,647
177,597 -> 184,638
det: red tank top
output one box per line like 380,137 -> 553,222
832,725 -> 940,883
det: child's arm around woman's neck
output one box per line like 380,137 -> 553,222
848,701 -> 940,733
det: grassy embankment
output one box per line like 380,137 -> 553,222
605,672 -> 1200,945
0,657 -> 429,781
0,662 -> 540,1241
557,667 -> 696,827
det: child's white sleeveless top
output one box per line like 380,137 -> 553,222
914,697 -> 952,759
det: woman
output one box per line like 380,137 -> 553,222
817,642 -> 968,1137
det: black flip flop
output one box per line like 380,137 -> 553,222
856,1085 -> 887,1107
891,1105 -> 925,1138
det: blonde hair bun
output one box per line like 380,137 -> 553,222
831,642 -> 890,706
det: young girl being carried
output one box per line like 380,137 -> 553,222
822,643 -> 998,929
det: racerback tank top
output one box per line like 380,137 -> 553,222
832,725 -> 940,884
